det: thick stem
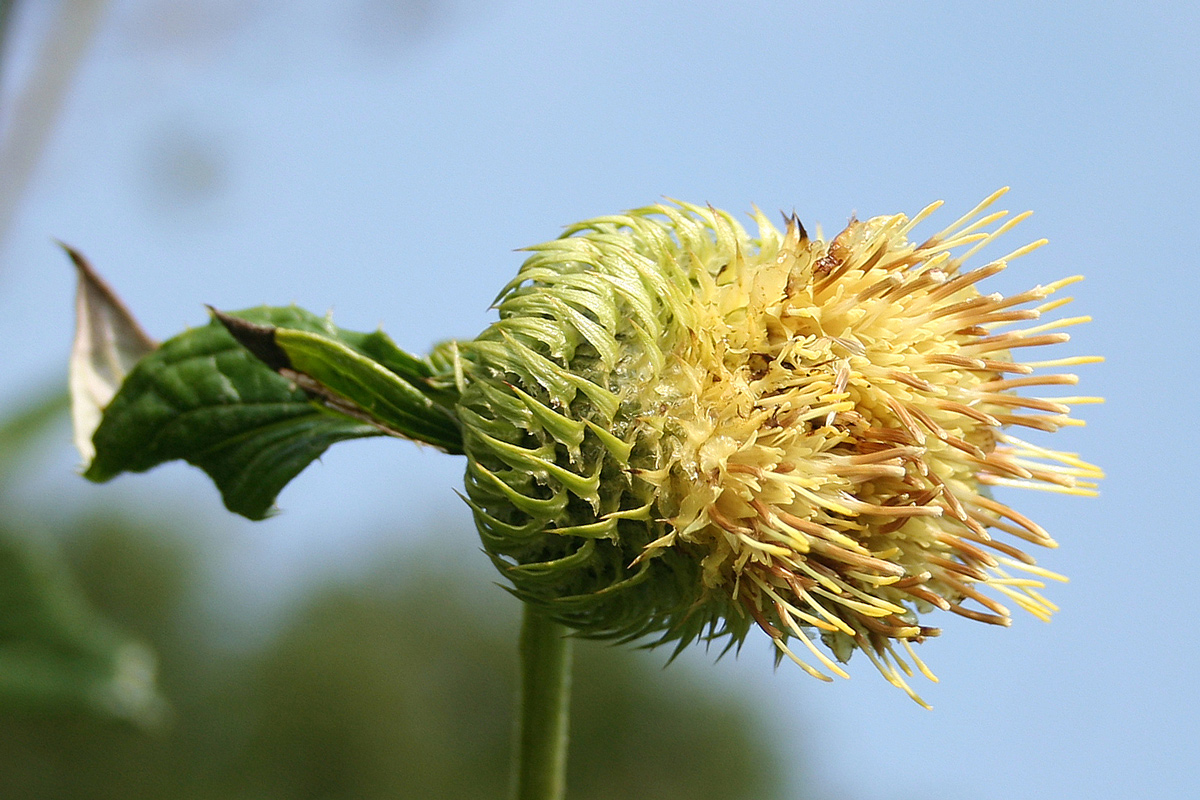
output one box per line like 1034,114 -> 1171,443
511,604 -> 573,800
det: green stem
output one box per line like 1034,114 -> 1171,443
511,604 -> 573,800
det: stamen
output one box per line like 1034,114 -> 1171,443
1021,354 -> 1103,369
772,638 -> 835,682
965,495 -> 1053,543
963,333 -> 1072,353
979,475 -> 1098,497
976,373 -> 1079,391
923,260 -> 1008,303
898,584 -> 952,611
992,237 -> 1048,263
954,210 -> 1034,263
948,604 -> 1011,626
1003,315 -> 1092,338
927,186 -> 1009,243
898,199 -> 944,236
902,640 -> 939,683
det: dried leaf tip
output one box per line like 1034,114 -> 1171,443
66,246 -> 156,465
208,307 -> 292,372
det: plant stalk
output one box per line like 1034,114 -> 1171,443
511,604 -> 573,800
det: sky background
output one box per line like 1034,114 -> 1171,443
1,1 -> 1197,798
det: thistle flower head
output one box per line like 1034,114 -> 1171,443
458,188 -> 1101,704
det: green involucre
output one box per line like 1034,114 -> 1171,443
457,204 -> 778,649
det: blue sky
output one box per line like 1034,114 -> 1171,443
2,2 -> 1197,798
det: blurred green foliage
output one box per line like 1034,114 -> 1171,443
0,388 -> 163,725
0,393 -> 792,799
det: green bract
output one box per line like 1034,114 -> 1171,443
457,204 -> 765,650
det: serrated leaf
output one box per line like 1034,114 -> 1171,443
84,308 -> 386,520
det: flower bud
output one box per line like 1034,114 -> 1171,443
458,189 -> 1101,703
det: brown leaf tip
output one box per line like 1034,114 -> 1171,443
208,307 -> 292,372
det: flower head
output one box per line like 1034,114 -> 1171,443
458,188 -> 1101,703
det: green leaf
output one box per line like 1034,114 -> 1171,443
351,329 -> 462,414
84,307 -> 387,520
274,328 -> 463,453
0,373 -> 163,724
210,309 -> 463,452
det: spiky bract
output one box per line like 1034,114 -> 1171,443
457,189 -> 1100,703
